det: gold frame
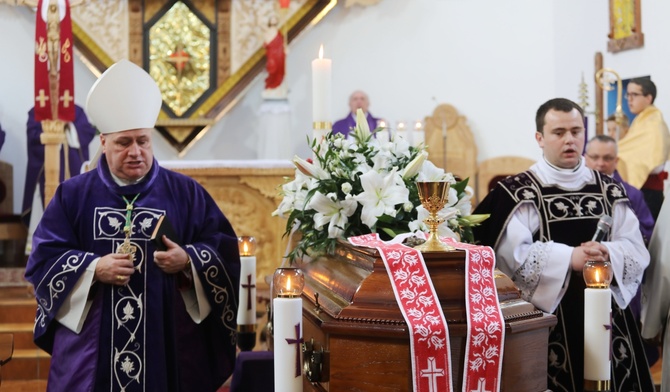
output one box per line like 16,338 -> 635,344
71,0 -> 337,154
607,0 -> 644,53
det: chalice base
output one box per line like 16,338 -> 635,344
414,232 -> 455,253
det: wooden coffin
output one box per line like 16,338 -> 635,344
297,241 -> 557,392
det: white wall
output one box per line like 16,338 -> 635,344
1,0 -> 668,214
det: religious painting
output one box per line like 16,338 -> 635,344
607,0 -> 644,53
70,0 -> 336,154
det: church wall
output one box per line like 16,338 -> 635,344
1,0 -> 669,214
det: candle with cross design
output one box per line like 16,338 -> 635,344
236,236 -> 257,351
583,260 -> 613,391
273,267 -> 304,392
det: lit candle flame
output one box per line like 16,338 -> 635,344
415,121 -> 423,130
242,242 -> 249,255
318,44 -> 324,60
595,269 -> 600,283
286,276 -> 292,292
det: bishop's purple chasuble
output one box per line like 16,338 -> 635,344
25,157 -> 241,392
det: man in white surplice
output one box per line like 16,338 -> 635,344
473,98 -> 653,391
641,189 -> 670,391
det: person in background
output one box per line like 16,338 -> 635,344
641,191 -> 670,390
584,134 -> 659,367
606,112 -> 630,141
474,98 -> 653,391
22,105 -> 97,255
24,60 -> 241,392
0,122 -> 5,151
618,78 -> 670,219
584,134 -> 654,243
332,90 -> 380,137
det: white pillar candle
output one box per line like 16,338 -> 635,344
236,255 -> 256,325
311,44 -> 331,142
273,296 -> 303,392
583,287 -> 611,383
412,128 -> 425,147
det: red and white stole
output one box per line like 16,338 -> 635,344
35,0 -> 75,122
348,234 -> 505,392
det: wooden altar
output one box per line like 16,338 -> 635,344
297,242 -> 557,392
162,160 -> 294,282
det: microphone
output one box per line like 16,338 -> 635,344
591,215 -> 613,242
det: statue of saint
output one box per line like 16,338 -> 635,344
262,15 -> 287,99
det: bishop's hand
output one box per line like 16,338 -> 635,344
153,235 -> 190,274
95,253 -> 135,286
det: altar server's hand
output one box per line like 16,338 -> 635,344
96,253 -> 135,285
153,236 -> 191,274
571,241 -> 609,271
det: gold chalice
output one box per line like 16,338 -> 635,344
414,181 -> 455,252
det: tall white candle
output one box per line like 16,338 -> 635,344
584,288 -> 611,383
237,237 -> 257,326
273,296 -> 303,392
236,255 -> 256,325
311,44 -> 332,125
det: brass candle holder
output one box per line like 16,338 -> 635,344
414,181 -> 455,252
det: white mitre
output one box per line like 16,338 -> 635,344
85,59 -> 162,169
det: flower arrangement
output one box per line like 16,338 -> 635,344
273,109 -> 488,261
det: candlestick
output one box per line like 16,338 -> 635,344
413,120 -> 425,147
237,236 -> 257,351
312,44 -> 331,142
273,268 -> 304,392
583,260 -> 613,392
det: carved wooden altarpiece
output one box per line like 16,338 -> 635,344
423,104 -> 478,183
69,0 -> 335,154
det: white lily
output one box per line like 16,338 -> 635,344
354,168 -> 409,229
293,155 -> 330,180
309,192 -> 358,238
402,151 -> 428,179
417,160 -> 449,182
352,108 -> 372,141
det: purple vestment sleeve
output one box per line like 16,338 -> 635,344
25,157 -> 240,392
332,112 -> 379,137
22,105 -> 97,225
0,124 -> 5,152
614,171 -> 655,243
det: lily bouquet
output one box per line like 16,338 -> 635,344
274,109 -> 488,261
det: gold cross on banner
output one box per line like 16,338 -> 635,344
60,89 -> 73,108
36,89 -> 49,107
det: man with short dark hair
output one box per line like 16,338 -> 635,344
618,78 -> 670,219
25,60 -> 241,392
475,98 -> 654,391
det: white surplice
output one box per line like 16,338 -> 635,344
641,188 -> 670,391
496,157 -> 650,313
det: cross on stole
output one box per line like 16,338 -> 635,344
470,378 -> 491,392
420,357 -> 445,392
36,89 -> 49,107
285,323 -> 304,378
242,273 -> 255,310
60,89 -> 73,108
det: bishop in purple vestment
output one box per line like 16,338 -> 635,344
332,90 -> 380,137
25,60 -> 240,392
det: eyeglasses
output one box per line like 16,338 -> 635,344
625,92 -> 644,99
